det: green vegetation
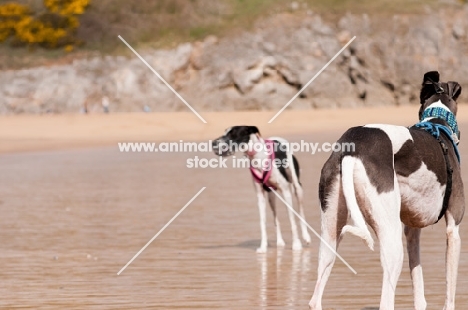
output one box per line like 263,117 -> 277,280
74,0 -> 440,51
0,0 -> 446,68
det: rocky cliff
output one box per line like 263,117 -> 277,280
2,6 -> 468,114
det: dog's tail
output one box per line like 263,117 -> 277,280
287,151 -> 301,187
340,156 -> 374,251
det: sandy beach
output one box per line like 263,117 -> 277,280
5,105 -> 468,154
1,105 -> 468,309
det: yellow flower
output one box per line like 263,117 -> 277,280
44,0 -> 90,16
0,3 -> 30,16
0,2 -> 30,42
0,0 -> 90,47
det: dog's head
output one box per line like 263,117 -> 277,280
212,126 -> 260,156
419,71 -> 462,119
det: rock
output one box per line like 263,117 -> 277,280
363,83 -> 396,106
277,65 -> 300,86
2,8 -> 468,114
337,30 -> 352,44
453,22 -> 465,39
217,71 -> 233,88
259,56 -> 278,69
149,43 -> 193,82
111,68 -> 138,95
291,1 -> 299,11
232,69 -> 263,94
262,41 -> 276,53
204,35 -> 218,45
299,69 -> 356,101
190,41 -> 205,70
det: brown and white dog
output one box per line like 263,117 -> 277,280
212,127 -> 311,253
309,71 -> 464,310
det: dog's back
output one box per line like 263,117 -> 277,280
320,123 -> 461,233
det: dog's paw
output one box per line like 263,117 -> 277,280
308,302 -> 322,310
308,302 -> 321,310
256,247 -> 267,254
303,232 -> 312,244
292,239 -> 302,251
277,238 -> 286,247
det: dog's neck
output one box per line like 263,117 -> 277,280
420,100 -> 451,122
245,134 -> 269,161
420,100 -> 459,139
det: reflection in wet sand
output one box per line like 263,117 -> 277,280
258,253 -> 267,308
258,248 -> 313,309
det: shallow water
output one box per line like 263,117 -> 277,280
1,130 -> 468,309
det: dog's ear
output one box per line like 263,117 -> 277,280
420,71 -> 440,104
248,126 -> 260,135
423,71 -> 440,84
447,81 -> 462,101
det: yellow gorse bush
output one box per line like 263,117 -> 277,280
15,16 -> 67,46
0,3 -> 30,41
0,0 -> 90,49
44,0 -> 90,15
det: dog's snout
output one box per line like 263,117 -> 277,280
212,138 -> 230,156
212,138 -> 223,155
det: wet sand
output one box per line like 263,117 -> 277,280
1,107 -> 468,309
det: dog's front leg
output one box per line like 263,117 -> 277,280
255,183 -> 268,253
444,211 -> 461,310
404,226 -> 427,310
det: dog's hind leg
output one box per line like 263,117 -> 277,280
289,154 -> 312,244
404,226 -> 427,310
309,175 -> 347,310
374,187 -> 403,310
254,182 -> 268,254
444,211 -> 461,310
291,182 -> 311,244
350,157 -> 402,309
267,191 -> 285,247
279,185 -> 302,251
378,220 -> 404,310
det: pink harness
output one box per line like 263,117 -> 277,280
249,139 -> 276,191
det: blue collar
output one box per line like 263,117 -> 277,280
420,106 -> 459,138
